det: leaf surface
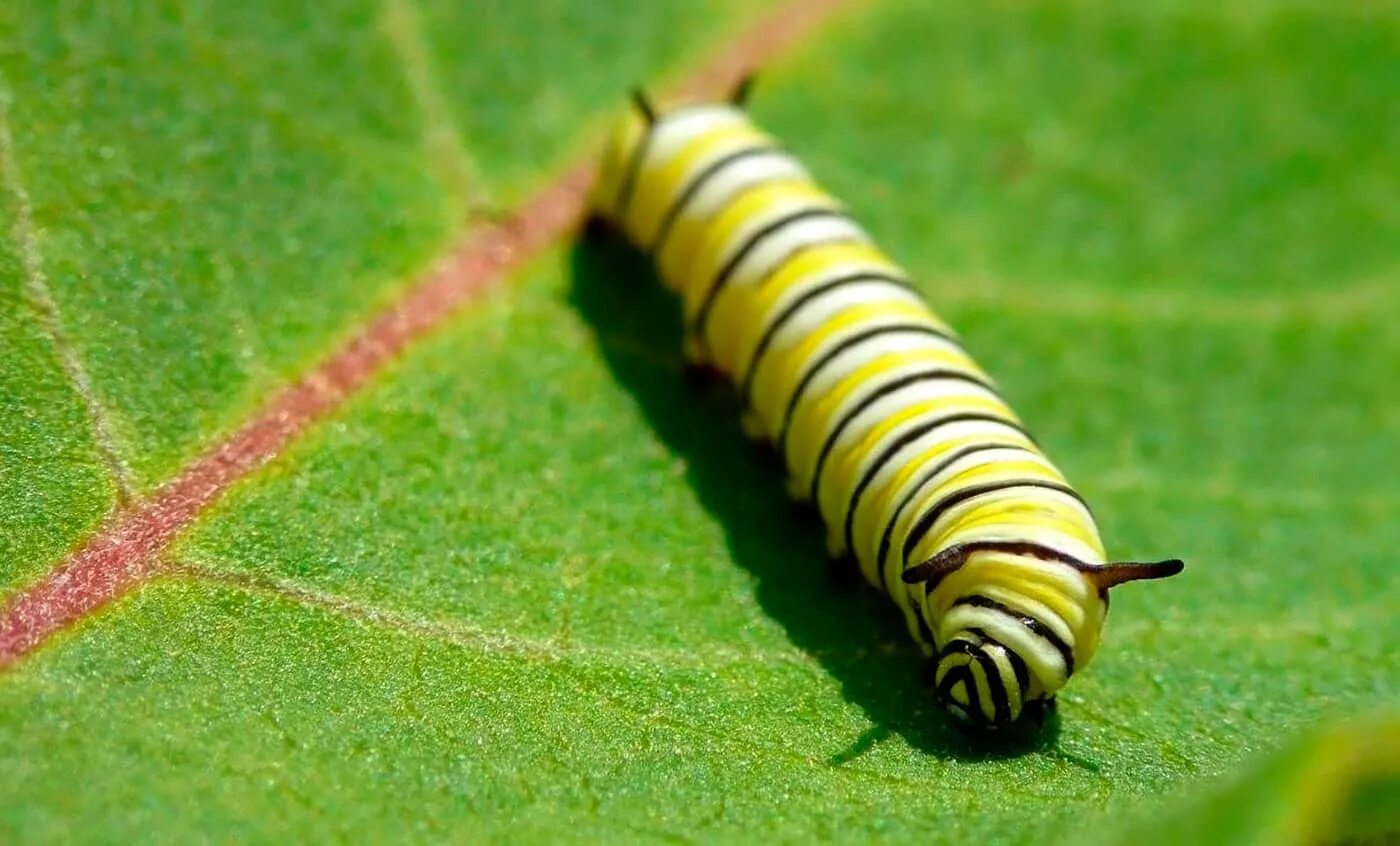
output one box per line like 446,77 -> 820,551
1,1 -> 1397,842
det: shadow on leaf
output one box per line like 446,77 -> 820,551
567,221 -> 1063,763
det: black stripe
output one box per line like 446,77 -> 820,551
900,479 -> 1088,566
938,632 -> 1012,724
615,103 -> 725,220
966,627 -> 1032,698
1004,642 -> 1033,696
689,207 -> 848,344
972,646 -> 1010,725
775,323 -> 954,453
876,442 -> 1036,585
934,639 -> 978,698
842,415 -> 1031,562
904,539 -> 1105,584
807,369 -> 995,502
936,663 -> 971,704
938,665 -> 991,726
955,594 -> 1076,676
940,633 -> 985,655
614,128 -> 654,220
913,603 -> 936,647
648,145 -> 776,258
960,629 -> 992,646
738,271 -> 917,405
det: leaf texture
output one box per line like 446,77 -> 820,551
0,0 -> 1396,842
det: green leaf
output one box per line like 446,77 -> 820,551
0,180 -> 118,589
1106,715 -> 1400,846
2,0 -> 1397,843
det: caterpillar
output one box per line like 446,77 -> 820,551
590,86 -> 1184,730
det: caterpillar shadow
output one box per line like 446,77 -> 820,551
568,222 -> 1066,763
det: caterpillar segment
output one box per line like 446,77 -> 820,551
591,89 -> 1184,730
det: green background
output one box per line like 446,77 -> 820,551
1,0 -> 1396,842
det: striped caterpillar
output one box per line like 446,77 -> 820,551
589,87 -> 1183,729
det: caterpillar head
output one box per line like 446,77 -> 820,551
905,541 -> 1184,730
933,629 -> 1039,728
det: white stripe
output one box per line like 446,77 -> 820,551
859,422 -> 1035,561
697,217 -> 871,343
782,331 -> 964,414
732,276 -> 915,381
673,151 -> 808,226
678,194 -> 837,306
914,448 -> 1060,497
763,281 -> 924,354
818,396 -> 1020,528
883,479 -> 1084,592
791,376 -> 1004,493
643,106 -> 745,165
905,487 -> 1101,565
970,583 -> 1078,652
940,605 -> 1068,691
751,323 -> 963,435
835,420 -> 1026,573
855,445 -> 1056,564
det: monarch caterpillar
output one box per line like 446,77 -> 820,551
590,85 -> 1184,729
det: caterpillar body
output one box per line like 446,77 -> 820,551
591,89 -> 1183,730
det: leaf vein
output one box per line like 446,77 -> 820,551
0,80 -> 138,504
379,0 -> 485,217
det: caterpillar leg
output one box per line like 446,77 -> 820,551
1023,697 -> 1057,730
580,212 -> 616,241
825,530 -> 848,560
920,656 -> 940,689
682,335 -> 707,367
740,408 -> 768,443
827,552 -> 860,589
683,359 -> 721,388
785,473 -> 812,501
682,333 -> 727,392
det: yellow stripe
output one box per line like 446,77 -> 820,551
656,176 -> 818,295
665,179 -> 834,303
967,657 -> 997,722
723,243 -> 908,375
928,496 -> 1103,554
910,501 -> 1088,562
871,456 -> 1058,530
783,350 -> 995,496
913,499 -> 1101,565
817,396 -> 1018,531
724,287 -> 919,384
932,556 -> 1107,672
594,111 -> 649,221
750,302 -> 963,434
989,647 -> 1023,719
933,458 -> 1064,492
748,242 -> 901,324
942,497 -> 1096,536
853,433 -> 1036,571
627,123 -> 772,248
972,582 -> 1085,652
936,650 -> 971,684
